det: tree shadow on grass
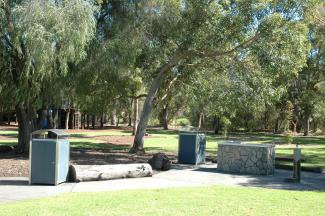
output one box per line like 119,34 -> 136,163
294,137 -> 325,145
146,129 -> 179,136
192,167 -> 325,191
70,141 -> 131,151
0,141 -> 17,146
0,133 -> 18,139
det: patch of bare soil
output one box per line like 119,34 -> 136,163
0,153 -> 29,177
0,149 -> 177,177
90,136 -> 134,145
0,135 -> 15,140
67,126 -> 132,134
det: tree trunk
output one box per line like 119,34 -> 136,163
130,55 -> 179,153
100,115 -> 104,128
69,164 -> 153,182
65,109 -> 70,130
162,104 -> 168,130
274,118 -> 279,134
48,110 -> 55,129
264,109 -> 268,130
128,99 -> 133,127
198,113 -> 203,129
71,112 -> 75,130
7,113 -> 10,125
53,109 -> 59,129
213,116 -> 220,134
303,111 -> 310,136
16,106 -> 32,153
0,113 -> 3,125
86,114 -> 90,129
110,109 -> 116,126
313,120 -> 317,133
132,98 -> 139,136
81,113 -> 85,129
92,115 -> 95,129
39,108 -> 49,129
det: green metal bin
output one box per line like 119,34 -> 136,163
29,129 -> 70,185
178,131 -> 206,165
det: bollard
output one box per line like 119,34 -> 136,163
293,145 -> 301,182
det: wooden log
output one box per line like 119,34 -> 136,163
69,163 -> 153,182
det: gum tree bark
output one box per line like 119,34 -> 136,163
16,106 -> 32,153
132,98 -> 139,136
162,104 -> 168,130
303,110 -> 310,136
65,109 -> 70,130
130,55 -> 180,153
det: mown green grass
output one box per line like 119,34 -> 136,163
0,186 -> 324,216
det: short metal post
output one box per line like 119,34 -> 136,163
293,145 -> 301,182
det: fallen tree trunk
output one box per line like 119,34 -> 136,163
69,163 -> 153,182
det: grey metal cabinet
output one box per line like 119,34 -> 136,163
29,129 -> 70,185
178,131 -> 206,165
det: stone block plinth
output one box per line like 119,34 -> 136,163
217,142 -> 275,175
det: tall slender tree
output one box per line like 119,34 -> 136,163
0,0 -> 97,153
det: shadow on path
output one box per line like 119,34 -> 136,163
0,179 -> 29,186
191,166 -> 325,191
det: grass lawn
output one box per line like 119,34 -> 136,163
0,186 -> 324,216
1,127 -> 325,168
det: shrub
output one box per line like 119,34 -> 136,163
175,118 -> 191,127
285,131 -> 293,144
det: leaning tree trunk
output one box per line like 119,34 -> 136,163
16,106 -> 32,153
130,55 -> 180,153
132,98 -> 139,136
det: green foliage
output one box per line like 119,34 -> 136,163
174,117 -> 191,127
284,131 -> 294,144
0,0 -> 97,108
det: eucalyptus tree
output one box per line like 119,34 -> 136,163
75,0 -> 151,134
0,0 -> 97,153
129,0 -> 316,153
287,9 -> 325,135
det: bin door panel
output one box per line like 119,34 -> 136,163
178,134 -> 197,164
31,140 -> 56,185
57,140 -> 70,183
196,134 -> 206,164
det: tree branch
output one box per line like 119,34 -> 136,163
196,33 -> 260,60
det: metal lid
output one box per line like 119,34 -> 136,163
31,129 -> 68,139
